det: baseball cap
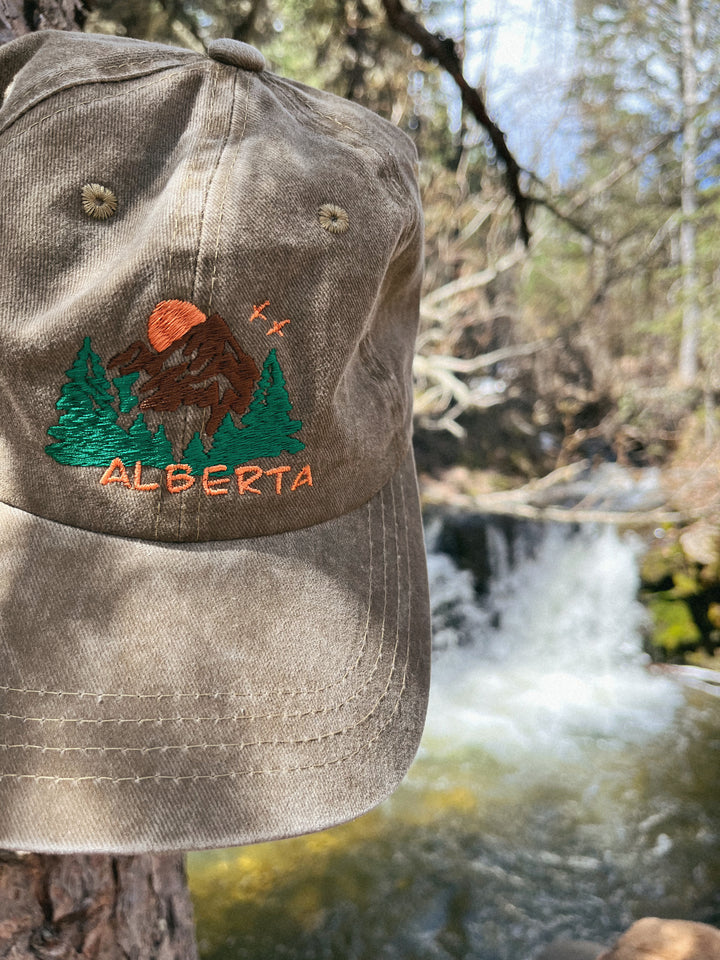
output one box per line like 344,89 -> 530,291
0,29 -> 431,853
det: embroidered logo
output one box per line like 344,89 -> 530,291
45,300 -> 306,485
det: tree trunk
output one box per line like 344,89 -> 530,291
677,0 -> 700,386
0,851 -> 198,960
0,0 -> 89,41
0,6 -> 199,960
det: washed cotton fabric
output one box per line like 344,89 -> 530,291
0,31 -> 430,853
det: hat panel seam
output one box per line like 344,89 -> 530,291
302,106 -> 421,247
174,66 -> 245,541
263,71 -> 418,160
261,74 -> 416,218
187,67 -> 252,541
163,64 -> 221,308
0,468 -> 412,781
206,70 -> 252,315
154,62 -> 223,541
0,66 -> 194,141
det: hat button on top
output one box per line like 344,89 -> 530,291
207,38 -> 265,72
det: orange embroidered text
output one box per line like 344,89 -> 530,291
265,465 -> 291,494
100,458 -> 132,488
99,461 -> 314,497
235,465 -> 263,495
165,464 -> 195,494
202,464 -> 231,496
291,464 -> 313,490
133,461 -> 159,491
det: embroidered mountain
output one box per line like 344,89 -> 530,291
45,301 -> 305,471
180,350 -> 304,475
108,301 -> 259,436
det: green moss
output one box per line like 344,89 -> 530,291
640,540 -> 685,589
646,596 -> 702,652
671,571 -> 702,598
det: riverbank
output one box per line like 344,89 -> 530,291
416,426 -> 720,667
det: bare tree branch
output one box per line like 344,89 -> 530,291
415,339 -> 549,375
158,0 -> 205,49
422,244 -> 527,310
379,0 -> 532,245
527,130 -> 678,244
230,0 -> 264,43
413,340 -> 549,436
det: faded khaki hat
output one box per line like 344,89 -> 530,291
0,29 -> 430,853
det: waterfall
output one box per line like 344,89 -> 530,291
424,520 -> 685,766
189,517 -> 720,960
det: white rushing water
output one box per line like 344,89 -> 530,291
423,522 -> 685,770
190,519 -> 720,960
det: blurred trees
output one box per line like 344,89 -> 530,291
85,0 -> 720,476
525,0 -> 720,448
87,0 -> 459,162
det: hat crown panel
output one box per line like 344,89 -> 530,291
0,35 -> 423,543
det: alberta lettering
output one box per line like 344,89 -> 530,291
100,458 -> 313,496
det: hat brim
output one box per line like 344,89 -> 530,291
0,447 -> 430,853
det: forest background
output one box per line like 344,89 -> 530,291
65,0 -> 720,661
67,0 -> 719,467
2,3 -> 720,958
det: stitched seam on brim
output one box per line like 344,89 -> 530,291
0,498 -> 376,705
0,467 -> 414,781
0,447 -> 416,702
1,484 -> 388,725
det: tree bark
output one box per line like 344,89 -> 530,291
0,851 -> 199,960
677,0 -> 700,386
0,0 -> 89,41
0,6 -> 199,960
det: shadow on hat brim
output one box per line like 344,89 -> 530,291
0,447 -> 431,853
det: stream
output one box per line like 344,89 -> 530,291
189,519 -> 720,960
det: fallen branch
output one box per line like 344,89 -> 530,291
422,486 -> 685,526
422,244 -> 527,308
465,501 -> 685,527
421,458 -> 687,526
413,340 -> 549,435
415,339 -> 548,376
649,663 -> 720,698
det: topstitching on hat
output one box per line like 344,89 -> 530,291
0,29 -> 431,854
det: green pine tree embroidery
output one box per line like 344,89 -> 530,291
181,431 -> 211,475
114,372 -> 140,413
46,341 -> 305,472
241,348 -> 304,459
204,349 -> 304,469
46,338 -> 132,466
152,424 -> 173,468
206,413 -> 246,473
126,413 -> 174,469
46,339 -> 174,469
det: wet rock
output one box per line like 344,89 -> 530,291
679,520 -> 720,568
428,510 -> 546,597
536,940 -> 605,960
536,919 -> 720,960
597,918 -> 720,960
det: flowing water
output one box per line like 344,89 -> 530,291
189,520 -> 720,960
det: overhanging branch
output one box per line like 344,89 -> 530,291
380,0 -> 531,244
